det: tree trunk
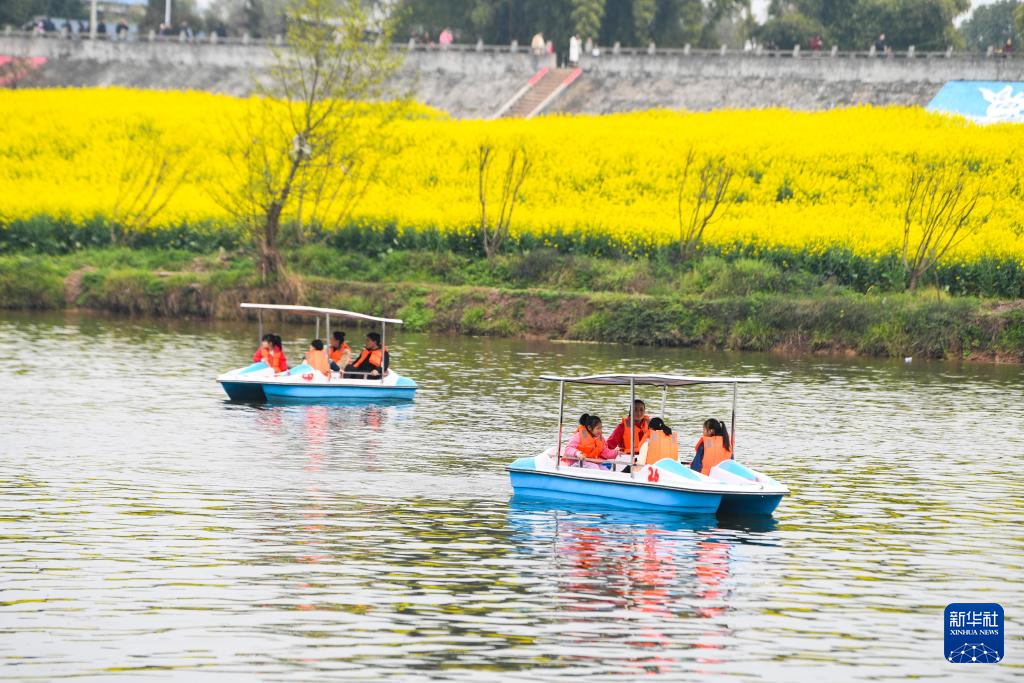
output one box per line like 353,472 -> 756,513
260,203 -> 286,283
907,267 -> 921,292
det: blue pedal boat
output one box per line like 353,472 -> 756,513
507,373 -> 789,516
217,303 -> 417,403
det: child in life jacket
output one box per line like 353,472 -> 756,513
562,414 -> 619,469
304,339 -> 331,377
690,418 -> 732,475
640,417 -> 679,465
253,333 -> 288,373
328,331 -> 351,372
269,334 -> 288,373
252,333 -> 273,363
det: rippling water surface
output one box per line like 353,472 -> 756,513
1,311 -> 1022,681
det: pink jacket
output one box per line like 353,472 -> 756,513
562,430 -> 618,461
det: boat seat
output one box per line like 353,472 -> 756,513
650,458 -> 703,481
709,459 -> 759,484
240,361 -> 270,375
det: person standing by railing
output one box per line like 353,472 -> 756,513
531,32 -> 545,56
873,33 -> 886,56
568,33 -> 581,65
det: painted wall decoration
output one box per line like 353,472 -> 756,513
927,81 -> 1024,124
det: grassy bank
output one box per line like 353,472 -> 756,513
4,217 -> 1023,298
2,247 -> 1021,363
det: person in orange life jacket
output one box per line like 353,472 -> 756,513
253,333 -> 288,373
562,414 -> 618,469
642,417 -> 680,465
328,331 -> 351,372
606,399 -> 651,456
270,334 -> 288,373
690,418 -> 732,475
344,332 -> 389,378
304,339 -> 331,377
252,333 -> 273,363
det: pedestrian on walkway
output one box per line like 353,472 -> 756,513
569,33 -> 582,66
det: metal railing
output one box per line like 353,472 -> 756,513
5,28 -> 1022,60
559,454 -> 636,470
594,42 -> 1024,60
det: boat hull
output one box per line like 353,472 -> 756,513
217,362 -> 417,403
219,380 -> 267,402
717,492 -> 785,516
509,469 -> 722,513
261,383 -> 416,402
708,460 -> 788,516
507,452 -> 788,516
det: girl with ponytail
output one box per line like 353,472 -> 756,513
562,413 -> 618,469
690,418 -> 733,475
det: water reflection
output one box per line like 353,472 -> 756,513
506,501 -> 785,677
1,311 -> 1022,681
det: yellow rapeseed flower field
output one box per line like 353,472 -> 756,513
1,88 -> 1022,266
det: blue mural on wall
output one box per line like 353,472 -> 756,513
927,81 -> 1024,124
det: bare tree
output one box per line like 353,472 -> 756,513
213,0 -> 404,284
478,144 -> 531,259
901,160 -> 988,291
677,149 -> 734,261
111,121 -> 191,245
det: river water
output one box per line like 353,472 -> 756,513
1,311 -> 1021,681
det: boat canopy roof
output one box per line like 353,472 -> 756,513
539,373 -> 760,387
241,303 -> 402,325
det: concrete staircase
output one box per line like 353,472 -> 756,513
494,67 -> 582,119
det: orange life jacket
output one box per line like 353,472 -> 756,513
329,342 -> 350,364
353,345 -> 387,370
305,349 -> 331,377
644,430 -> 679,465
696,435 -> 732,476
268,348 -> 287,373
619,416 -> 651,455
575,425 -> 607,460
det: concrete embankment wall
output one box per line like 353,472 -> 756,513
557,52 -> 1024,113
5,35 -> 1024,116
0,36 -> 552,118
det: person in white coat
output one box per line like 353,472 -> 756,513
568,34 -> 582,65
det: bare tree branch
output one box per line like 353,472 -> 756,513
212,0 -> 406,284
111,121 -> 191,243
478,144 -> 530,258
677,150 -> 734,261
901,159 -> 989,290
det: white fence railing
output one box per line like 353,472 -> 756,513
3,28 -> 1023,61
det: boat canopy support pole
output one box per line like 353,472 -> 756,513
555,380 -> 565,470
630,377 -> 637,479
316,316 -> 320,340
381,322 -> 387,383
731,382 -> 737,456
258,310 -> 263,344
661,385 -> 667,416
326,314 -> 330,344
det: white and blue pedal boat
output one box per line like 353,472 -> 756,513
217,303 -> 417,403
507,373 -> 789,516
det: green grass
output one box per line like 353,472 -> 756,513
1,246 -> 1021,362
3,215 -> 1023,298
